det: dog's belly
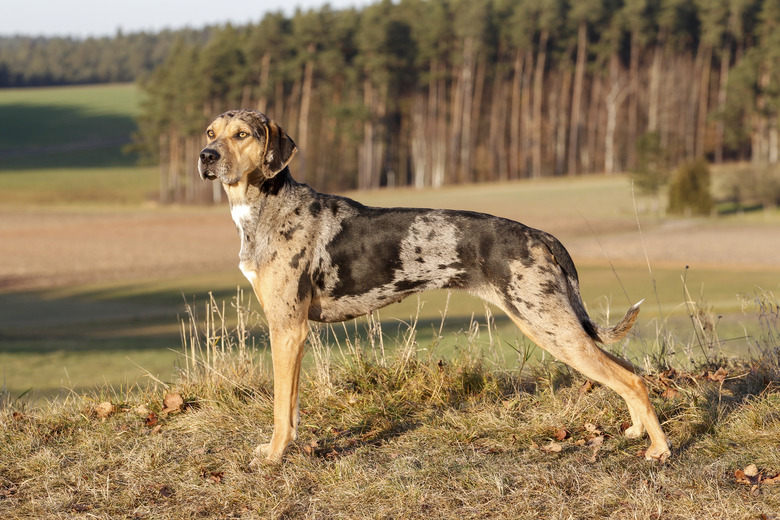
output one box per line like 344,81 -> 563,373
308,277 -> 454,323
309,293 -> 412,323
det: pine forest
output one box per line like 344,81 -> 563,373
5,0 -> 780,203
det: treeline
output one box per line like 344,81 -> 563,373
0,30 -> 211,87
136,0 -> 780,201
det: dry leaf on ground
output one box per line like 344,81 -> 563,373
145,412 -> 159,428
94,402 -> 115,420
162,393 -> 184,413
705,367 -> 728,382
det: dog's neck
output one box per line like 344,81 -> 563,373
223,167 -> 294,209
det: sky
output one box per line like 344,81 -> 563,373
3,0 -> 373,39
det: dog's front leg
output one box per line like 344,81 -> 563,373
249,316 -> 308,469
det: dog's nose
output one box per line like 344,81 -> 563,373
199,148 -> 220,165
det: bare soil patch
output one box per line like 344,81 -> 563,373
0,208 -> 239,291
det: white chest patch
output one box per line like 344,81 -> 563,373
231,203 -> 252,228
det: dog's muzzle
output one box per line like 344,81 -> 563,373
198,148 -> 220,180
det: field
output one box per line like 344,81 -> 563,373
1,84 -> 779,518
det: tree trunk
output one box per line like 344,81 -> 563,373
510,48 -> 525,180
459,37 -> 476,183
568,22 -> 587,176
257,51 -> 271,112
433,70 -> 447,188
627,30 -> 639,170
470,55 -> 486,180
522,49 -> 534,177
360,78 -> 374,190
715,43 -> 730,163
532,30 -> 548,178
648,40 -> 663,133
605,53 -> 629,175
555,64 -> 572,176
298,46 -> 315,182
687,50 -> 701,159
696,43 -> 712,158
412,91 -> 427,188
158,132 -> 169,203
585,75 -> 602,173
490,65 -> 508,181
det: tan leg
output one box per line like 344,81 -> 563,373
508,313 -> 671,462
602,350 -> 645,439
249,317 -> 308,469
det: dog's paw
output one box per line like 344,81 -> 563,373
644,442 -> 672,463
623,423 -> 645,439
248,443 -> 283,471
253,443 -> 271,458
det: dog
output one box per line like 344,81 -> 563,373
198,109 -> 672,468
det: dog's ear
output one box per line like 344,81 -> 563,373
262,121 -> 298,177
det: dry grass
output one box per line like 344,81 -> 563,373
1,291 -> 779,519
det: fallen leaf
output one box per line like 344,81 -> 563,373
542,441 -> 563,453
586,435 -> 604,448
0,486 -> 18,499
94,402 -> 115,420
134,404 -> 151,416
706,367 -> 728,382
661,386 -> 679,399
762,473 -> 780,485
149,425 -> 162,435
302,440 -> 319,456
162,393 -> 184,414
586,435 -> 604,462
584,422 -> 602,435
736,465 -> 762,486
619,421 -> 631,434
578,380 -> 594,395
200,468 -> 224,484
553,428 -> 569,441
145,412 -> 158,428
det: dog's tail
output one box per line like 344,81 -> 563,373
587,299 -> 643,344
539,233 -> 642,345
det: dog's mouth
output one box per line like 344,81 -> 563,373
198,163 -> 218,181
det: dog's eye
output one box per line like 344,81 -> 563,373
237,131 -> 249,139
207,129 -> 215,139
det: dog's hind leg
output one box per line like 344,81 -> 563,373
498,265 -> 671,462
509,308 -> 670,461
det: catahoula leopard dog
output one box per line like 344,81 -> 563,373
198,109 -> 672,468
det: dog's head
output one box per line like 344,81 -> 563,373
198,110 -> 297,185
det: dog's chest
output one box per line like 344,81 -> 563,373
230,203 -> 261,260
231,203 -> 253,230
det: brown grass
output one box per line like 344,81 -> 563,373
1,291 -> 779,519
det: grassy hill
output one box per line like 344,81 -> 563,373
1,291 -> 778,519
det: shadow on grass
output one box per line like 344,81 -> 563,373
0,103 -> 138,170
